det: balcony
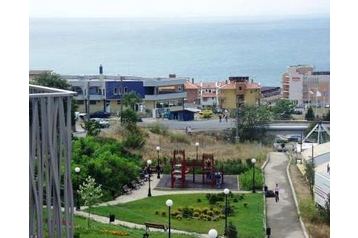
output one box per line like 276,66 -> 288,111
145,92 -> 187,101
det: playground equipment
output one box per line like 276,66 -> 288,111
171,149 -> 189,188
170,150 -> 224,188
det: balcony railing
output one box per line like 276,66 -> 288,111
29,85 -> 77,238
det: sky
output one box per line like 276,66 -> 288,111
29,0 -> 330,18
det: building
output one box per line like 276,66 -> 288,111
220,76 -> 261,110
62,74 -> 145,115
196,81 -> 225,109
184,79 -> 200,107
142,75 -> 188,119
282,65 -> 330,108
301,142 -> 330,208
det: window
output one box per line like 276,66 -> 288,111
113,88 -> 118,95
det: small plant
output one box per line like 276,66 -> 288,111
243,202 -> 248,208
78,176 -> 103,228
161,211 -> 166,217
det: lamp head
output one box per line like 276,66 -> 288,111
208,229 -> 218,238
166,199 -> 173,207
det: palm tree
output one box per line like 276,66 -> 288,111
122,91 -> 142,111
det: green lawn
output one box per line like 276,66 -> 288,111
74,215 -> 195,237
88,193 -> 265,237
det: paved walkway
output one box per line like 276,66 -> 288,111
264,152 -> 308,238
75,151 -> 309,238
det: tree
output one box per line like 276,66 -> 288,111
271,99 -> 295,120
77,176 -> 103,228
122,91 -> 142,111
322,110 -> 330,121
305,107 -> 315,121
237,105 -> 271,141
31,72 -> 79,131
305,160 -> 315,200
80,120 -> 101,136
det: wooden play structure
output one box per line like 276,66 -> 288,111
170,150 -> 224,188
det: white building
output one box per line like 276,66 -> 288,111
282,65 -> 330,108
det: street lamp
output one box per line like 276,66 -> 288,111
224,188 -> 230,237
194,142 -> 199,183
166,199 -> 173,238
156,146 -> 161,179
208,228 -> 218,238
147,160 -> 152,197
74,167 -> 81,210
251,158 -> 256,193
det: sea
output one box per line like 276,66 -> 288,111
29,16 -> 330,87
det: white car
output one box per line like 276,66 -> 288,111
90,118 -> 110,128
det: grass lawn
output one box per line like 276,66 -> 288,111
74,215 -> 195,238
88,193 -> 265,237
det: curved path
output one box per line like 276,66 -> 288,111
264,152 -> 308,238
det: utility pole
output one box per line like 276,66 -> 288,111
99,64 -> 106,112
235,107 -> 240,143
120,76 -> 123,123
86,79 -> 90,121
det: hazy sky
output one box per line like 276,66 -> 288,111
29,0 -> 330,18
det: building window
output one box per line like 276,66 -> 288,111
114,88 -> 118,95
239,86 -> 242,90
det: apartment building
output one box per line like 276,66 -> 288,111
220,76 -> 261,110
282,65 -> 330,108
196,81 -> 225,108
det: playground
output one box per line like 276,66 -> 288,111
154,149 -> 239,191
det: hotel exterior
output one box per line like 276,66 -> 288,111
281,65 -> 330,108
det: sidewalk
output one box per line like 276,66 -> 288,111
264,152 -> 308,238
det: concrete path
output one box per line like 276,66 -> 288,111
264,152 -> 308,238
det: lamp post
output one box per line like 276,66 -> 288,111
251,158 -> 256,193
74,167 -> 81,210
223,188 -> 230,237
194,142 -> 199,183
208,228 -> 218,238
166,199 -> 173,238
147,159 -> 152,197
156,146 -> 161,179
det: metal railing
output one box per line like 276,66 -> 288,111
29,84 -> 77,238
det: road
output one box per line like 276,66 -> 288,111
138,118 -> 312,133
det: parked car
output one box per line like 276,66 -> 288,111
90,118 -> 110,128
89,111 -> 111,118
